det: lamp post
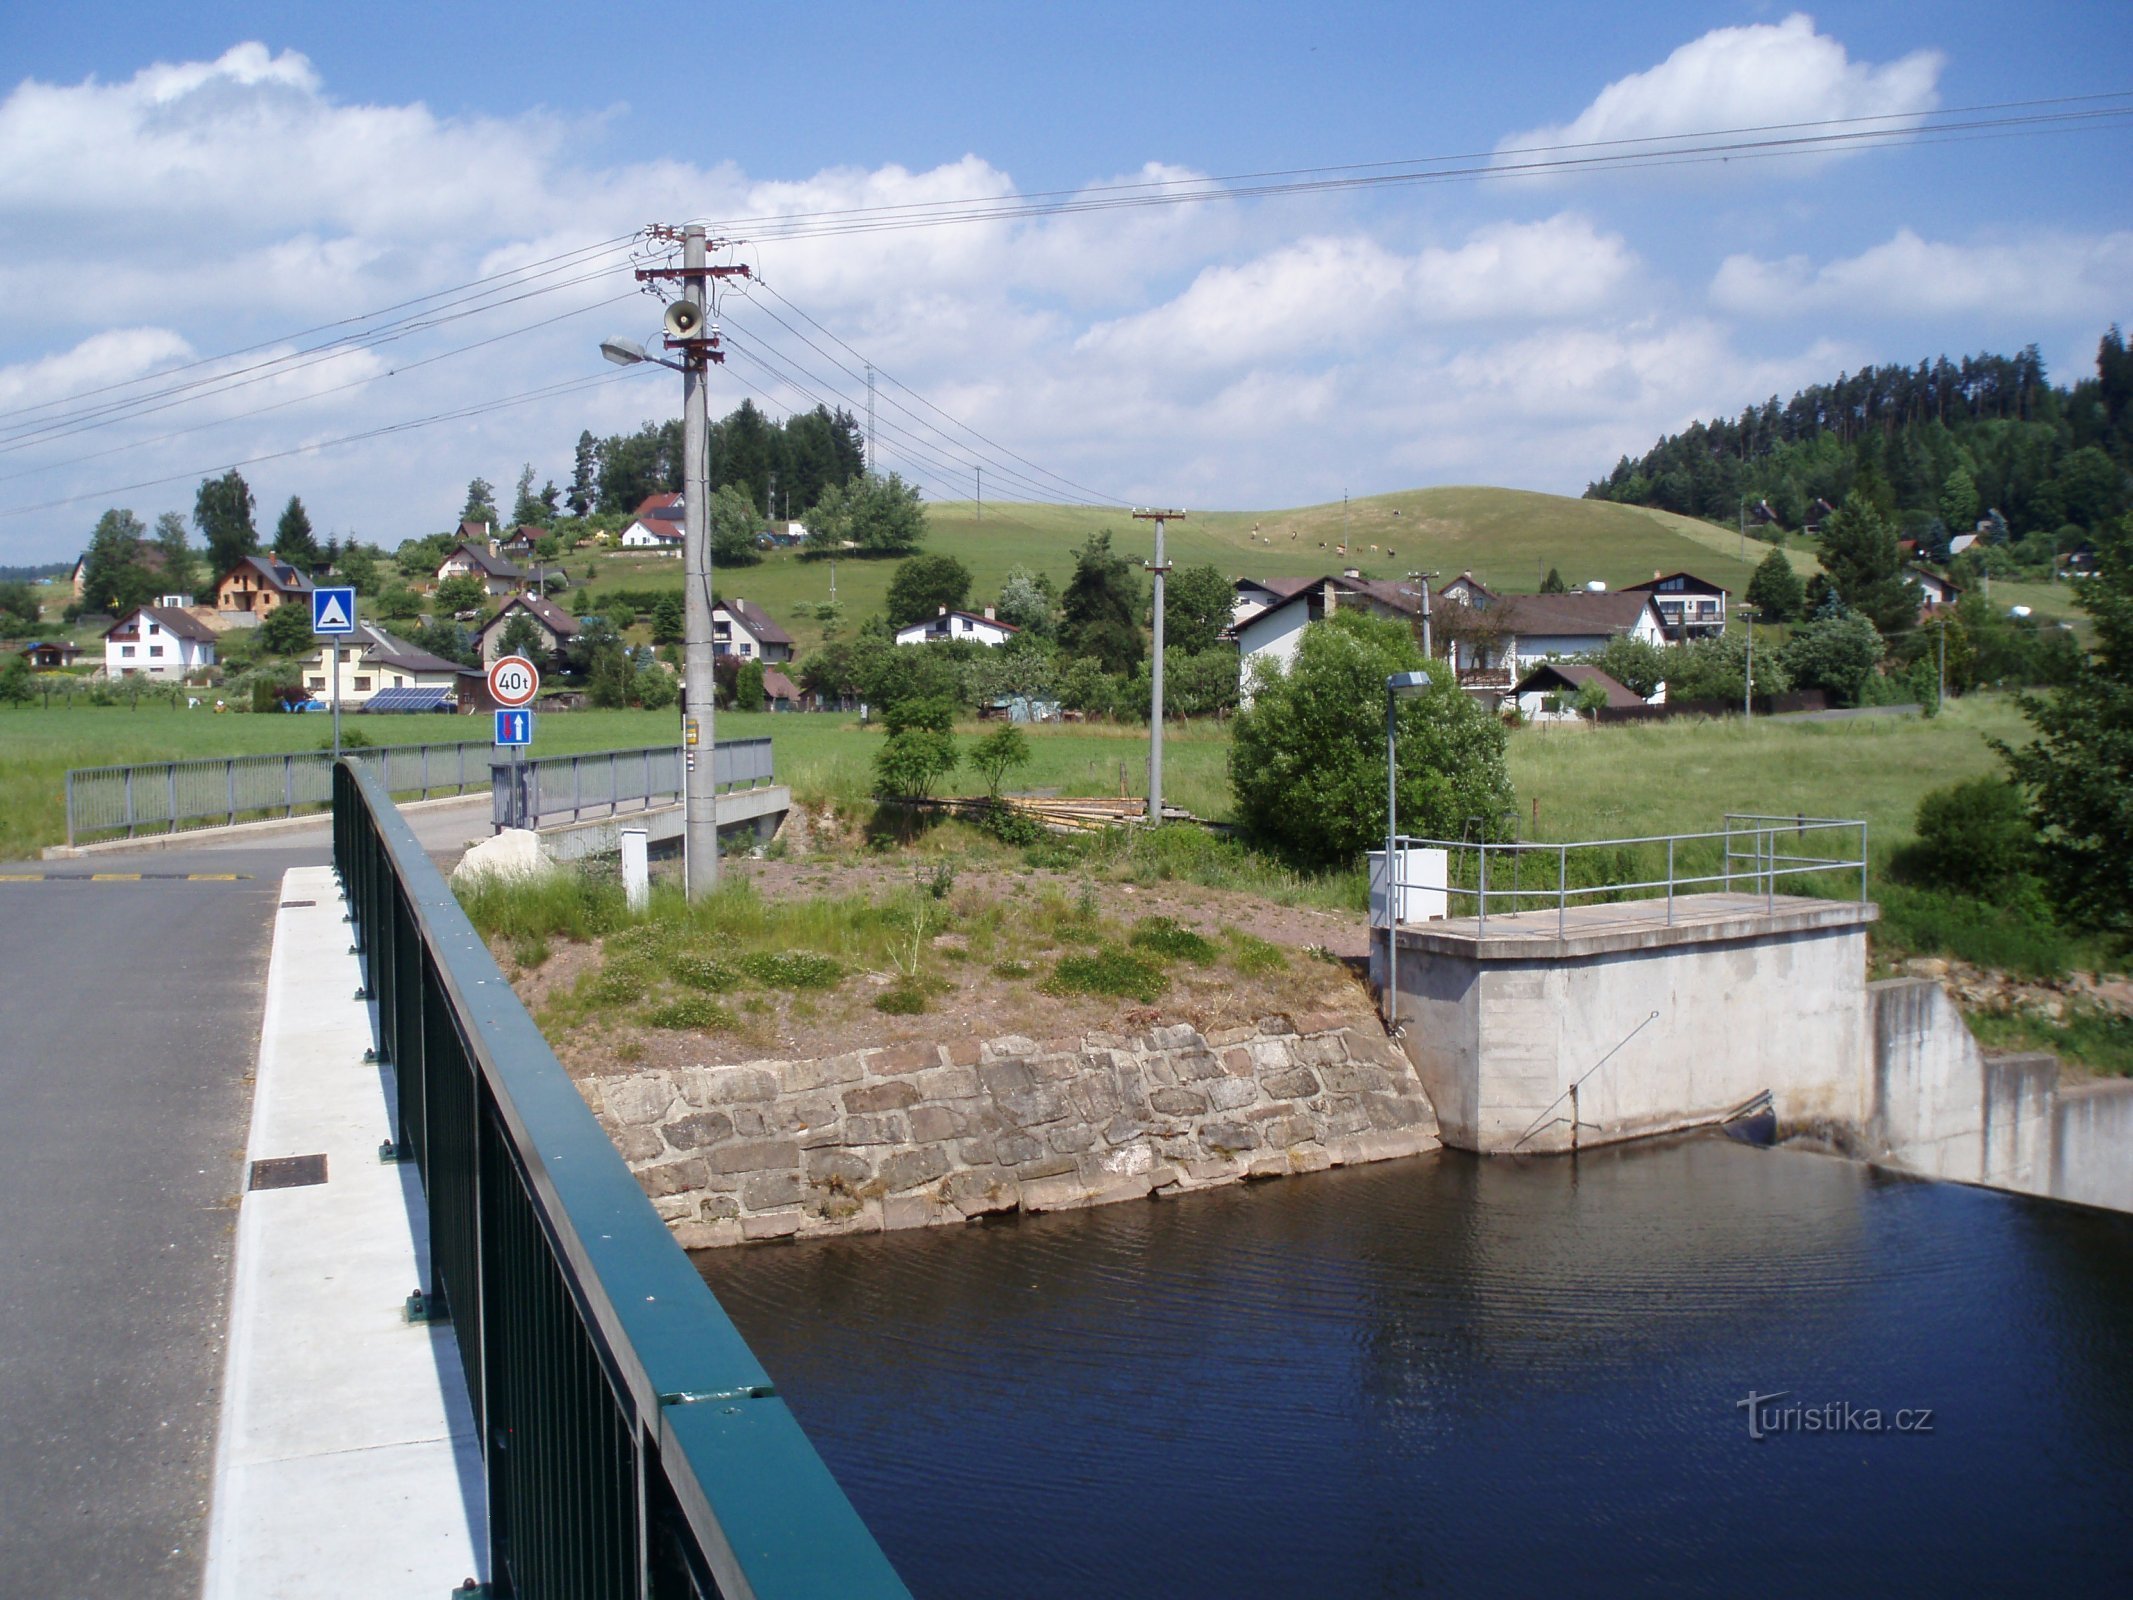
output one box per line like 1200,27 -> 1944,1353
1740,604 -> 1757,719
1383,669 -> 1432,1031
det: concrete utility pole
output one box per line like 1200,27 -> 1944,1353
865,363 -> 877,476
1742,605 -> 1757,718
975,465 -> 982,522
1135,508 -> 1186,824
1408,570 -> 1433,662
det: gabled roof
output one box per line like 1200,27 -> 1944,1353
1439,571 -> 1499,605
1513,662 -> 1644,707
761,668 -> 802,703
1623,571 -> 1729,597
457,519 -> 494,542
633,493 -> 684,519
20,639 -> 80,655
105,604 -> 217,644
895,608 -> 1020,636
220,554 -> 313,595
441,542 -> 523,579
1236,575 -> 1317,600
719,598 -> 793,645
478,594 -> 580,639
1237,573 -> 1429,634
1496,591 -> 1661,638
343,621 -> 466,676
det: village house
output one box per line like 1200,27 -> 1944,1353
1512,662 -> 1651,721
1623,571 -> 1729,640
435,540 -> 527,598
619,493 -> 685,553
761,667 -> 803,711
18,640 -> 82,669
1908,565 -> 1962,614
1233,574 -> 1430,702
714,599 -> 794,662
102,604 -> 217,680
1229,576 -> 1315,632
215,554 -> 313,617
473,594 -> 581,669
893,607 -> 1020,648
303,621 -> 475,710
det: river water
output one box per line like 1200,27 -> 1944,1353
696,1137 -> 2133,1597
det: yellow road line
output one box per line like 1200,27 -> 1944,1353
90,873 -> 142,881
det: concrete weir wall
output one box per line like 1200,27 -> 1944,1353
579,1016 -> 1441,1248
1869,977 -> 2133,1213
1374,899 -> 1876,1154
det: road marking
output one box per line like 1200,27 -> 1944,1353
0,872 -> 257,883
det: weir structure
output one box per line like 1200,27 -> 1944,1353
334,760 -> 906,1598
1371,816 -> 1878,1155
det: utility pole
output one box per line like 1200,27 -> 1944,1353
1135,508 -> 1185,824
1342,489 -> 1350,550
767,470 -> 776,527
975,465 -> 982,522
636,224 -> 750,899
865,363 -> 877,476
1408,570 -> 1433,662
1742,605 -> 1756,718
1937,617 -> 1946,707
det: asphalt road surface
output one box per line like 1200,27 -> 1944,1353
0,802 -> 486,1596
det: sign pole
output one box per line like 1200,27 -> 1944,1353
331,640 -> 341,764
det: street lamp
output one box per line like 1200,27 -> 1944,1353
600,337 -> 680,372
1739,604 -> 1758,719
1384,669 -> 1432,1031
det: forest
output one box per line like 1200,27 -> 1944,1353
1587,328 -> 2133,561
567,400 -> 867,521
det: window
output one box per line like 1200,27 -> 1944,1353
120,644 -> 135,657
307,677 -> 325,690
739,643 -> 753,657
149,645 -> 164,658
148,622 -> 161,635
354,676 -> 372,691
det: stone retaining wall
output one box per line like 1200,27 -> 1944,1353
580,1014 -> 1441,1248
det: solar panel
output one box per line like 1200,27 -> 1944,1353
361,686 -> 455,713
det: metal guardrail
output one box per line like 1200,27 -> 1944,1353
65,739 -> 492,846
493,739 -> 775,831
333,760 -> 907,1599
1391,813 -> 1869,937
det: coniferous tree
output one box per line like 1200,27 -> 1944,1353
152,510 -> 198,598
568,432 -> 598,517
274,496 -> 318,568
1745,546 -> 1805,622
1058,530 -> 1143,675
1539,566 -> 1568,593
1812,492 -> 1915,637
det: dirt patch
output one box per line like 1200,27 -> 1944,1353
501,857 -> 1380,1079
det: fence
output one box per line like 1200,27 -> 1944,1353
66,739 -> 494,846
1590,689 -> 1831,724
1389,813 -> 1869,938
493,739 -> 775,831
333,760 -> 907,1598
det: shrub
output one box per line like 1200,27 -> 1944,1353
1900,777 -> 2035,897
669,953 -> 744,992
874,983 -> 929,1015
1128,915 -> 1218,963
872,728 -> 959,800
736,950 -> 843,990
1043,946 -> 1169,1002
646,996 -> 737,1031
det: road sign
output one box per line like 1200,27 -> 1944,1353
488,654 -> 540,708
494,709 -> 533,747
311,587 -> 356,635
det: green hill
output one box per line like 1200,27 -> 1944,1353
574,486 -> 1791,659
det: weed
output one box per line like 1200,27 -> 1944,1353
669,953 -> 745,992
646,996 -> 737,1031
1968,1006 -> 2133,1077
1076,879 -> 1100,920
1024,840 -> 1081,871
584,964 -> 652,1006
460,867 -> 628,945
1130,915 -> 1219,964
737,950 -> 844,990
1224,930 -> 1289,976
614,1038 -> 645,1064
919,859 -> 958,900
992,959 -> 1034,979
512,935 -> 551,970
1043,946 -> 1170,1003
874,982 -> 929,1015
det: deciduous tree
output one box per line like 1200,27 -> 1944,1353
194,472 -> 257,585
1162,563 -> 1234,655
1058,530 -> 1142,675
885,553 -> 973,627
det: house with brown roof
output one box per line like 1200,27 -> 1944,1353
303,622 -> 476,709
215,554 -> 313,617
1512,662 -> 1650,721
102,605 -> 218,679
1234,573 -> 1431,702
715,598 -> 794,662
1623,571 -> 1729,640
19,640 -> 82,669
436,541 -> 527,597
473,594 -> 581,669
893,607 -> 1020,648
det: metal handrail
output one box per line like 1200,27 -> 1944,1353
493,739 -> 776,831
1388,816 -> 1869,936
65,738 -> 493,846
334,761 -> 906,1598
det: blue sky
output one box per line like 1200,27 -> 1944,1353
1,3 -> 2128,562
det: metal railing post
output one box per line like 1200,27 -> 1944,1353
1666,836 -> 1675,926
65,771 -> 75,849
1558,845 -> 1567,938
123,767 -> 135,838
1477,842 -> 1489,936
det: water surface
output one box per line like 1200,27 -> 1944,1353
698,1138 -> 2133,1597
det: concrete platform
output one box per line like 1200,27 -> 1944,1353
535,784 -> 791,863
1392,891 -> 1878,961
202,865 -> 486,1597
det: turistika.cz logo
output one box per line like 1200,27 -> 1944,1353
1736,1390 -> 1935,1441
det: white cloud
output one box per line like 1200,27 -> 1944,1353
1712,229 -> 2133,320
1502,13 -> 1941,160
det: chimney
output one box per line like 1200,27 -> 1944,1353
939,605 -> 948,615
983,606 -> 995,621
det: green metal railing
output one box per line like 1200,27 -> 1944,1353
333,760 -> 908,1599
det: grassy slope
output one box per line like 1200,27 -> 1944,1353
572,486 -> 1792,659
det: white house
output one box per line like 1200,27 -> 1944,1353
1907,565 -> 1961,612
1234,575 -> 1428,702
619,493 -> 685,552
303,622 -> 472,709
713,598 -> 794,662
102,605 -> 217,679
435,541 -> 527,597
1230,576 -> 1314,631
1622,571 -> 1728,640
474,595 -> 581,669
894,607 -> 1020,647
1512,662 -> 1651,721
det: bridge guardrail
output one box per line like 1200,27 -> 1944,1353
65,739 -> 492,846
334,758 -> 907,1599
493,738 -> 775,832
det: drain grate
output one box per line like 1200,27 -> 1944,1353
279,899 -> 316,908
249,1154 -> 328,1190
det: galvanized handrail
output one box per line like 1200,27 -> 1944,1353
493,739 -> 775,832
65,737 -> 492,846
1389,815 -> 1869,937
334,760 -> 907,1598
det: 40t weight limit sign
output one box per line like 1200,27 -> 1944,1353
488,655 -> 540,708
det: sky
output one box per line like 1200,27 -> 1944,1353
1,2 -> 2129,564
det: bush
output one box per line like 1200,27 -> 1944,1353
872,728 -> 959,800
647,996 -> 737,1031
1042,946 -> 1170,1002
669,953 -> 744,992
1899,778 -> 2035,897
1128,915 -> 1218,963
736,950 -> 843,990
